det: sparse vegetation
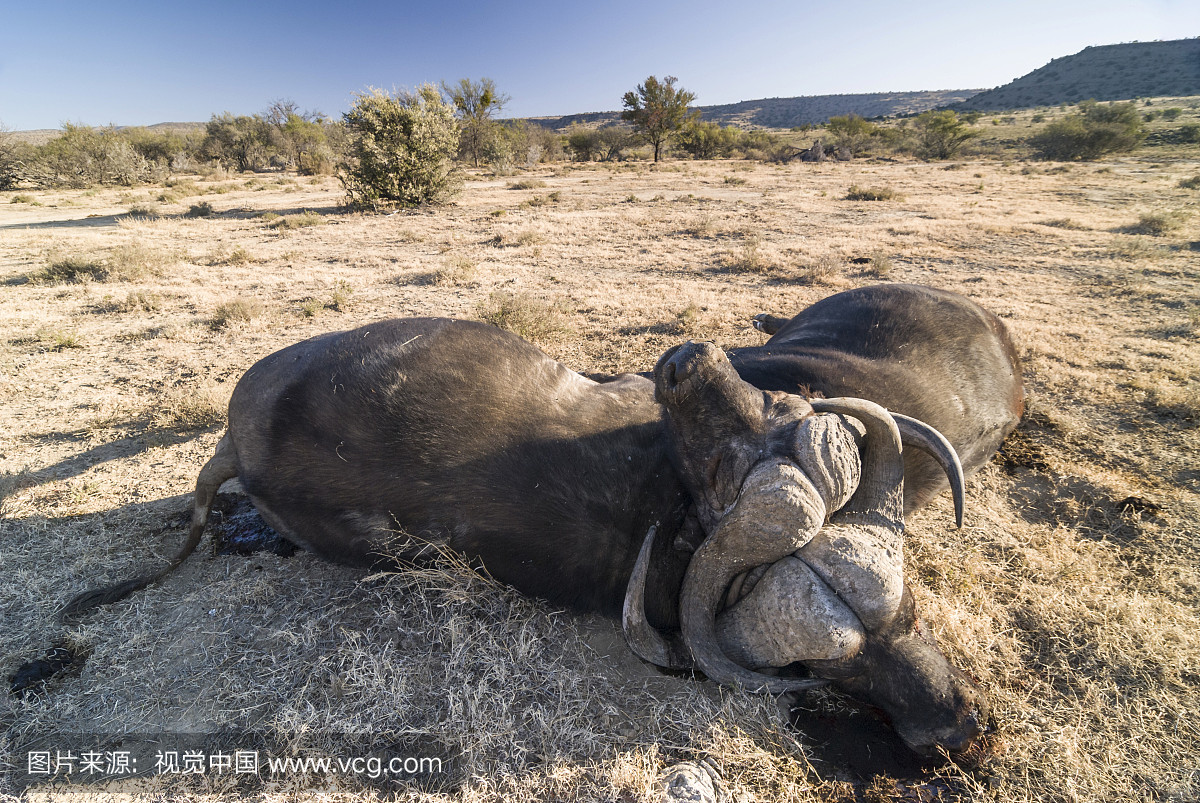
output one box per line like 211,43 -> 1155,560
435,255 -> 478,286
211,298 -> 264,328
723,231 -> 771,273
1028,100 -> 1147,160
266,210 -> 324,230
507,178 -> 546,190
796,252 -> 842,284
1131,210 -> 1189,236
845,184 -> 902,201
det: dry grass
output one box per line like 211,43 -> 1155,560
845,184 -> 904,201
475,292 -> 573,345
2,157 -> 1199,802
1130,210 -> 1190,235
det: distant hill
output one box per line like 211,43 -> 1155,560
525,90 -> 982,130
956,38 -> 1200,111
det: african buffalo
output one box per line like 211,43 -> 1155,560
65,284 -> 1022,756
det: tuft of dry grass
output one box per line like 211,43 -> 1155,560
210,298 -> 265,329
153,383 -> 229,431
796,252 -> 843,285
267,210 -> 325,231
845,184 -> 903,201
185,201 -> 215,217
1040,217 -> 1089,230
1131,210 -> 1189,235
435,256 -> 479,287
475,292 -> 572,345
723,231 -> 776,274
33,241 -> 176,284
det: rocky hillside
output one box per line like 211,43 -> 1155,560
527,90 -> 980,130
956,38 -> 1200,111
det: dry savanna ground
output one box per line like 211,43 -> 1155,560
1,152 -> 1198,802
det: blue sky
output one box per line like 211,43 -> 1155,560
1,0 -> 1196,130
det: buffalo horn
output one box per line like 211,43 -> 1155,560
621,525 -> 693,669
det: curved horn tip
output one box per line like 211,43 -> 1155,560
890,412 -> 966,529
622,525 -> 693,670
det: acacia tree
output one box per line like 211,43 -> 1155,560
621,75 -> 697,162
442,78 -> 509,168
914,110 -> 978,160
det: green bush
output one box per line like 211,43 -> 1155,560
826,114 -> 877,157
1028,100 -> 1146,161
914,110 -> 978,160
201,113 -> 274,172
565,127 -> 600,161
338,86 -> 461,208
677,120 -> 740,159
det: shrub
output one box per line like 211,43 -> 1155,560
339,86 -> 461,208
1028,100 -> 1146,161
201,113 -> 274,172
186,201 -> 215,217
1178,175 -> 1200,190
0,125 -> 35,190
677,120 -> 741,159
565,126 -> 635,162
914,110 -> 978,160
27,124 -> 160,188
565,127 -> 600,161
826,114 -> 878,157
1132,211 -> 1188,236
845,185 -> 902,201
498,120 -> 564,166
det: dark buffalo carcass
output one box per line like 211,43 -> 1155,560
65,284 -> 1022,756
729,283 -> 1024,513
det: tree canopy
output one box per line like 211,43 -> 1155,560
620,76 -> 697,162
